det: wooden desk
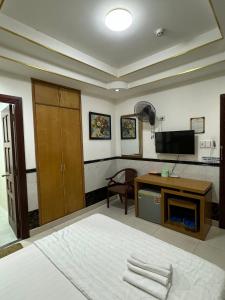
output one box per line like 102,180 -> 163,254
135,174 -> 212,240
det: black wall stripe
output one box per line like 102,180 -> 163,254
85,186 -> 108,207
26,156 -> 220,173
117,156 -> 220,167
84,157 -> 118,164
28,197 -> 220,230
26,168 -> 37,173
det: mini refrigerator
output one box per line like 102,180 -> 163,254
138,189 -> 161,224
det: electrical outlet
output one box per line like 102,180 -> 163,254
200,139 -> 216,149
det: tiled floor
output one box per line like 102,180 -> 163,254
22,198 -> 225,270
0,208 -> 17,247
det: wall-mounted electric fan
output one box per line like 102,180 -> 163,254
134,101 -> 156,138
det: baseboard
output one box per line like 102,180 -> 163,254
85,186 -> 108,207
28,194 -> 220,233
211,202 -> 219,221
28,209 -> 39,230
28,187 -> 108,230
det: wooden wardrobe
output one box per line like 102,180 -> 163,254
32,80 -> 84,225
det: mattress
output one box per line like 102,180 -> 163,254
0,244 -> 86,300
35,214 -> 225,300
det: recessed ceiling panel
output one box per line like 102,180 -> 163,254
2,0 -> 220,68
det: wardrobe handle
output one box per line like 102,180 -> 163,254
61,163 -> 66,172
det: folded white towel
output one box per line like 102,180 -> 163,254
123,270 -> 171,300
127,263 -> 170,287
129,253 -> 172,278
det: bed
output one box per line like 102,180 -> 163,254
0,214 -> 225,300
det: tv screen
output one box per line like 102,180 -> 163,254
155,130 -> 195,154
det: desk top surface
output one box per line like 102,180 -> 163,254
135,174 -> 212,194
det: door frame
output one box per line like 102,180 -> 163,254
220,94 -> 225,228
0,94 -> 29,239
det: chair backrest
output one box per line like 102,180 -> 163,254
125,168 -> 137,185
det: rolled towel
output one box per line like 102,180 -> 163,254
128,253 -> 172,278
127,263 -> 170,286
123,270 -> 171,300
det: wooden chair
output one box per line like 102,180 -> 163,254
106,168 -> 137,214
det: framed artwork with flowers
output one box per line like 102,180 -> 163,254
89,112 -> 111,140
121,117 -> 136,139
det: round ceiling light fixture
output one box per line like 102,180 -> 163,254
105,9 -> 133,32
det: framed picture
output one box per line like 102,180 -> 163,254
190,117 -> 205,134
89,112 -> 111,140
121,117 -> 136,139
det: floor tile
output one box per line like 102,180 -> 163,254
22,198 -> 225,271
152,226 -> 200,252
30,200 -> 106,235
27,228 -> 55,242
20,240 -> 32,248
0,208 -> 17,247
124,216 -> 160,235
200,226 -> 225,251
193,244 -> 225,270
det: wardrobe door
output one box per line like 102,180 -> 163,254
33,80 -> 60,106
60,88 -> 80,109
35,104 -> 65,224
61,107 -> 84,214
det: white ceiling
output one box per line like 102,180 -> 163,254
0,0 -> 225,100
2,0 -> 219,68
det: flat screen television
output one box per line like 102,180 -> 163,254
155,130 -> 195,154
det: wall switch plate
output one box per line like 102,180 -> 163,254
205,140 -> 212,148
200,141 -> 206,148
200,139 -> 216,149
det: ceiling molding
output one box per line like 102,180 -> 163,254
0,54 -> 108,90
118,29 -> 222,77
1,49 -> 225,98
0,0 -> 223,79
0,13 -> 117,76
128,61 -> 224,91
209,0 -> 224,39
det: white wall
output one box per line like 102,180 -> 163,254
81,94 -> 116,161
116,76 -> 223,162
115,76 -> 225,203
0,71 -> 117,209
0,70 -> 223,209
81,94 -> 117,192
116,159 -> 219,203
0,103 -> 8,211
0,71 -> 36,169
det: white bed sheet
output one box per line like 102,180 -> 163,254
35,214 -> 225,300
0,245 -> 86,300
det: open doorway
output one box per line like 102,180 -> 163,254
220,94 -> 225,229
0,103 -> 17,246
0,94 -> 29,247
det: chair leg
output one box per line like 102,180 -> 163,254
107,190 -> 110,208
119,194 -> 123,203
125,193 -> 128,215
